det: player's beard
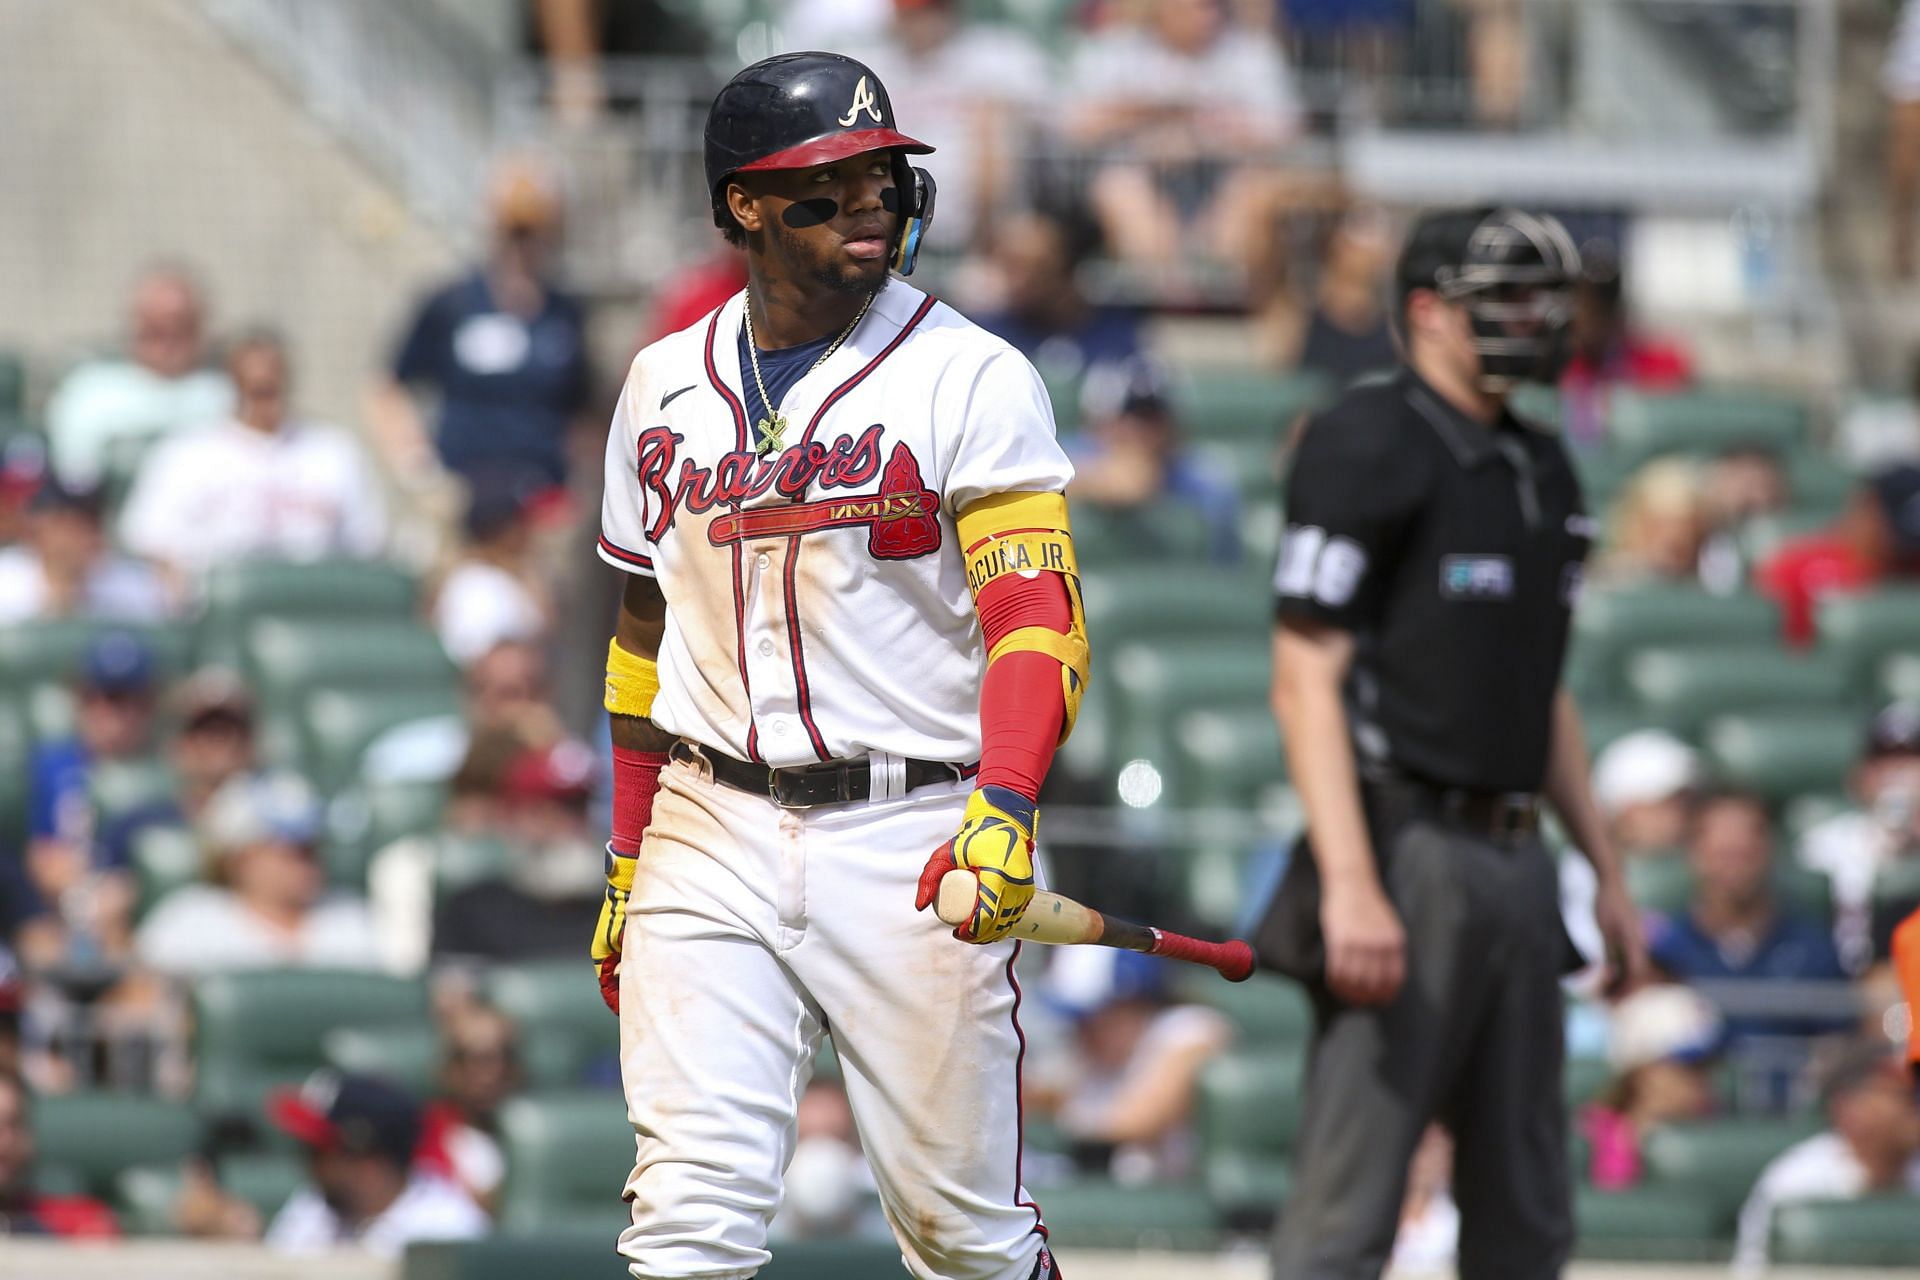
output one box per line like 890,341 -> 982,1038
773,216 -> 892,297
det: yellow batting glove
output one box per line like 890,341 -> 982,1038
915,786 -> 1037,944
592,845 -> 638,1013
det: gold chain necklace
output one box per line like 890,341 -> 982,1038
743,286 -> 876,455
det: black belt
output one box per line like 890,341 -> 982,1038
1363,773 -> 1540,841
671,741 -> 975,809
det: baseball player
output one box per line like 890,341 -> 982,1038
588,52 -> 1086,1280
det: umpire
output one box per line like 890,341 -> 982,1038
1255,208 -> 1649,1279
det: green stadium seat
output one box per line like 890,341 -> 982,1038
113,1164 -> 185,1235
1786,454 -> 1857,516
0,619 -> 191,692
1573,589 -> 1779,695
0,349 -> 25,417
215,1151 -> 305,1220
1737,509 -> 1832,569
485,961 -> 620,1090
0,696 -> 30,846
403,1236 -> 909,1280
300,685 -> 462,794
1173,367 -> 1329,440
1816,588 -> 1920,692
1040,368 -> 1082,435
32,1092 -> 203,1198
202,559 -> 416,625
1577,703 -> 1656,759
1173,706 -> 1286,810
1625,854 -> 1692,915
1109,640 -> 1269,771
89,758 -> 177,826
1573,1185 -> 1728,1261
1606,388 -> 1809,465
1026,1177 -> 1221,1250
496,1092 -> 636,1234
322,1024 -> 442,1096
192,969 -> 429,1118
1071,501 -> 1222,565
247,617 -> 456,710
1564,1054 -> 1613,1107
1197,1047 -> 1307,1224
1508,383 -> 1561,427
132,823 -> 201,916
1177,971 -> 1313,1046
1081,565 -> 1269,653
1882,651 -> 1920,704
1624,646 -> 1854,736
1701,710 -> 1862,802
1639,1116 -> 1823,1222
325,779 -> 450,882
1770,1195 -> 1920,1266
1193,436 -> 1284,503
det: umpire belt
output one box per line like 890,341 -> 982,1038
672,741 -> 977,809
1361,772 -> 1540,842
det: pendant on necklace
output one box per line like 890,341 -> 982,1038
755,412 -> 788,456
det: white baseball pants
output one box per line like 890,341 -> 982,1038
616,753 -> 1049,1279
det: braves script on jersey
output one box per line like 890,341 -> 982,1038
599,279 -> 1072,766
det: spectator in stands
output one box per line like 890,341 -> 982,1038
97,668 -> 257,871
837,0 -> 1048,250
431,739 -> 602,961
1390,1125 -> 1459,1272
1646,789 -> 1847,1043
1043,948 -> 1232,1181
0,437 -> 48,549
1558,249 -> 1693,449
1887,0 -> 1920,277
1593,458 -> 1709,586
432,474 -> 552,668
1064,0 -> 1301,275
369,158 -> 594,494
1758,464 -> 1920,645
1580,984 -> 1724,1190
973,207 -> 1144,390
1734,1041 -> 1920,1270
465,639 -> 566,749
134,772 -> 378,977
0,478 -> 169,625
768,1079 -> 885,1241
1066,360 -> 1242,563
1698,444 -> 1791,594
43,264 -> 231,487
1799,703 -> 1920,973
0,1067 -> 117,1238
1593,730 -> 1703,859
266,1070 -> 488,1257
420,1005 -> 519,1214
118,329 -> 387,587
1283,207 -> 1398,386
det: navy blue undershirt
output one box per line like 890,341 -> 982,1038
736,325 -> 838,439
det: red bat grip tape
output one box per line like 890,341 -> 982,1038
1149,929 -> 1257,982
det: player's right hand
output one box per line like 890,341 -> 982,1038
915,786 -> 1037,944
591,844 -> 637,1014
1321,880 -> 1406,1006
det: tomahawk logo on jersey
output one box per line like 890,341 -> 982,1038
598,278 -> 1071,770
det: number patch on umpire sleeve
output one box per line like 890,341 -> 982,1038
1276,524 -> 1368,608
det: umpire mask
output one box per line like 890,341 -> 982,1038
1433,209 -> 1581,392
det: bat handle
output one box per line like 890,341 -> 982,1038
1151,929 -> 1257,982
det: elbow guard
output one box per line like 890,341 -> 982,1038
956,490 -> 1090,744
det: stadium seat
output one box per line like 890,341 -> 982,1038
1572,1185 -> 1728,1261
89,758 -> 177,827
215,1151 -> 305,1220
1701,710 -> 1862,802
300,685 -> 462,794
1815,588 -> 1920,692
0,349 -> 25,417
1081,565 -> 1269,654
1173,367 -> 1329,440
496,1091 -> 637,1234
484,961 -> 620,1090
1626,854 -> 1832,926
1770,1195 -> 1920,1266
131,823 -> 201,915
1025,1177 -> 1221,1250
324,778 -> 451,888
1109,639 -> 1270,772
1623,646 -> 1854,736
1173,706 -> 1286,810
1786,454 -> 1857,517
1071,501 -> 1222,565
1606,388 -> 1808,465
0,695 -> 30,846
32,1092 -> 203,1199
0,619 -> 191,692
1177,971 -> 1313,1046
1736,509 -> 1832,569
1638,1116 -> 1823,1222
200,559 -> 416,627
192,969 -> 429,1118
1564,1054 -> 1613,1107
1573,588 -> 1779,694
402,1236 -> 909,1280
246,617 -> 457,712
1192,436 -> 1284,503
1196,1047 -> 1306,1225
113,1164 -> 185,1236
1576,703 -> 1655,759
322,1024 -> 442,1096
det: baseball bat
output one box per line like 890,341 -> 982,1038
936,869 -> 1255,982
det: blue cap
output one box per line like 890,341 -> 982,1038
81,630 -> 155,695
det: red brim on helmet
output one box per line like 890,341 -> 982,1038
732,127 -> 933,175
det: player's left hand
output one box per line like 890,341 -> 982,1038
915,786 -> 1037,944
591,845 -> 637,1014
1593,872 -> 1650,1000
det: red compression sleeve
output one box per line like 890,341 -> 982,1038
974,572 -> 1071,799
610,746 -> 669,855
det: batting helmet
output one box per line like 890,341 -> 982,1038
704,52 -> 938,275
1397,207 -> 1582,390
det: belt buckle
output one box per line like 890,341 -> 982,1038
769,768 -> 809,810
1494,793 -> 1534,839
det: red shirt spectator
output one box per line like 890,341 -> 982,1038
1559,251 -> 1693,448
639,250 -> 748,347
1758,465 -> 1920,645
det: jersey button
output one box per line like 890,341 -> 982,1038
758,639 -> 774,657
757,554 -> 771,570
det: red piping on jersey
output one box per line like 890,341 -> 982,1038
781,292 -> 940,760
1007,943 -> 1047,1240
597,534 -> 654,572
704,307 -> 762,763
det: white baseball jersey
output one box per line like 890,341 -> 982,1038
598,279 -> 1072,768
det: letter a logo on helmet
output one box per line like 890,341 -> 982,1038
837,76 -> 884,129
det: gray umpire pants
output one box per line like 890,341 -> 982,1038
1263,806 -> 1575,1280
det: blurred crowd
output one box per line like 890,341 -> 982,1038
0,0 -> 1916,1266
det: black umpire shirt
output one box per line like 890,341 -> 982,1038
1274,367 -> 1591,794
